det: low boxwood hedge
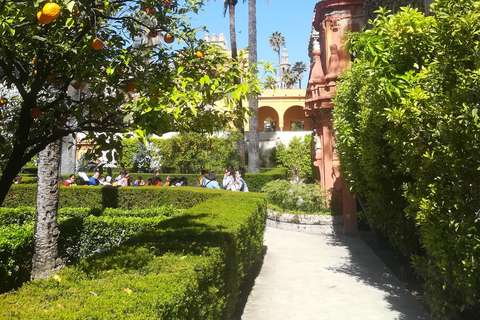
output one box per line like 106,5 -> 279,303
3,168 -> 285,209
0,192 -> 267,319
0,207 -> 178,293
3,168 -> 286,199
3,185 -> 224,209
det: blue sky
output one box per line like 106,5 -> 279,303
188,1 -> 319,88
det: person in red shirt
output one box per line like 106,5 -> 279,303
64,174 -> 76,186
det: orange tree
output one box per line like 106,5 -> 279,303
0,0 -> 264,204
0,0 -> 266,280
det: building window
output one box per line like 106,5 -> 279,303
291,121 -> 304,131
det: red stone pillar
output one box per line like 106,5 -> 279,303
305,0 -> 365,233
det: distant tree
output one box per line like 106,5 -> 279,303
211,0 -> 246,166
282,68 -> 296,89
268,31 -> 285,76
292,61 -> 307,89
262,75 -> 277,89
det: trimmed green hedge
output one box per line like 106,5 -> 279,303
3,185 -> 224,209
3,168 -> 286,208
0,207 -> 178,293
0,192 -> 267,319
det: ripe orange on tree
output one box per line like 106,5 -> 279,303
148,30 -> 158,37
146,8 -> 155,15
0,98 -> 4,106
196,51 -> 205,58
42,3 -> 61,19
91,38 -> 104,50
37,11 -> 53,24
126,84 -> 135,92
30,108 -> 42,119
164,33 -> 174,43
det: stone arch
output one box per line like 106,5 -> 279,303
283,105 -> 310,131
258,106 -> 279,132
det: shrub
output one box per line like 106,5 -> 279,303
261,180 -> 330,215
4,169 -> 287,208
0,206 -> 177,292
272,135 -> 313,181
333,3 -> 480,318
0,223 -> 34,292
0,193 -> 267,319
3,185 -> 224,209
116,132 -> 242,174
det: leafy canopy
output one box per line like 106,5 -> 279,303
0,0 -> 266,171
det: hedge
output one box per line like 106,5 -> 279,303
0,191 -> 267,319
3,168 -> 286,208
3,185 -> 224,209
0,207 -> 177,293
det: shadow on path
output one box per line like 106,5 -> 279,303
240,227 -> 432,320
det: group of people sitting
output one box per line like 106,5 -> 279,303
58,166 -> 248,192
196,166 -> 248,192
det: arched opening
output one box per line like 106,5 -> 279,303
283,105 -> 310,131
258,106 -> 279,132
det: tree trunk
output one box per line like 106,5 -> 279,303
229,4 -> 237,62
0,145 -> 27,206
237,125 -> 246,168
248,0 -> 260,173
31,140 -> 61,281
228,3 -> 245,167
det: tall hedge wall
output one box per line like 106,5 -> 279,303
333,2 -> 480,318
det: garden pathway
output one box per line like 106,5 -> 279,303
240,227 -> 432,320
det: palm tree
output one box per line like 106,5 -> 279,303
210,0 -> 245,165
247,0 -> 258,173
247,0 -> 269,173
212,0 -> 269,170
262,75 -> 277,89
292,61 -> 307,89
268,31 -> 285,76
282,68 -> 296,89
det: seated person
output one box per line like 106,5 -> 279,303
151,171 -> 160,181
104,176 -> 113,186
89,171 -> 100,186
64,174 -> 76,186
133,176 -> 145,186
235,170 -> 249,192
155,177 -> 163,186
126,170 -> 132,186
13,175 -> 22,184
195,169 -> 207,187
146,178 -> 153,186
164,175 -> 171,186
171,177 -> 180,186
179,177 -> 187,187
203,171 -> 220,189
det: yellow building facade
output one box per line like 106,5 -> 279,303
245,89 -> 310,132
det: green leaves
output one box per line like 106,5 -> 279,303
334,2 -> 480,318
